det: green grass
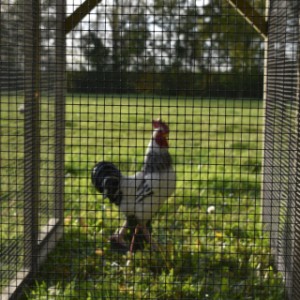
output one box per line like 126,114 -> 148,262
1,94 -> 284,299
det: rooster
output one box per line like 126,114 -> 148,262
91,119 -> 176,253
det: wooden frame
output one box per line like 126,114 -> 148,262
65,0 -> 268,38
0,1 -> 66,299
65,0 -> 103,34
226,0 -> 268,39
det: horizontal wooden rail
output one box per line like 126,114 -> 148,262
66,0 -> 267,38
226,0 -> 268,39
65,0 -> 102,34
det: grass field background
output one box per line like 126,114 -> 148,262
1,94 -> 285,299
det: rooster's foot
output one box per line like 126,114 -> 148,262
109,234 -> 129,253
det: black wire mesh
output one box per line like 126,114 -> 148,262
1,1 -> 26,293
1,0 -> 300,299
263,0 -> 300,297
1,0 -> 65,299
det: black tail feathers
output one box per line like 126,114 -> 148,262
91,161 -> 122,205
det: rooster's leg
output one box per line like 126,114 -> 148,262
129,225 -> 140,254
141,226 -> 159,251
109,220 -> 128,248
142,226 -> 172,269
117,220 -> 128,238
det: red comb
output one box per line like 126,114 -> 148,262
152,119 -> 169,133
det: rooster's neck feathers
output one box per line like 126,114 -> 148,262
143,147 -> 172,173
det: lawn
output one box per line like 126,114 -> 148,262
2,94 -> 285,299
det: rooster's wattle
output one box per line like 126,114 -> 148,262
91,119 -> 176,252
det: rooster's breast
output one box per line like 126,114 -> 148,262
119,169 -> 176,222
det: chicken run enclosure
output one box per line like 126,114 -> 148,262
2,0 -> 300,299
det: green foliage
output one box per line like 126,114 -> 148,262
23,95 -> 285,299
73,0 -> 264,98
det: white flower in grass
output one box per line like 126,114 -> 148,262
207,205 -> 215,214
18,104 -> 25,114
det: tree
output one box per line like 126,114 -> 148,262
0,0 -> 26,90
80,0 -> 150,91
77,0 -> 264,97
82,31 -> 110,72
201,0 -> 264,73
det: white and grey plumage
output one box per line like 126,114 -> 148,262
91,119 -> 176,252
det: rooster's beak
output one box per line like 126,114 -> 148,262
152,119 -> 160,128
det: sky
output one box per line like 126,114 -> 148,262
65,0 -> 211,69
66,0 -> 210,17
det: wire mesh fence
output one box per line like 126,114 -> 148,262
263,0 -> 300,297
1,0 -> 300,299
1,0 -> 65,298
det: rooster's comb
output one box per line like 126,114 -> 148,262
152,119 -> 169,133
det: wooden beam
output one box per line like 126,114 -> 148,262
226,0 -> 268,39
65,0 -> 102,34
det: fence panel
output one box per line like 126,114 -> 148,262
0,1 -> 65,298
263,0 -> 300,297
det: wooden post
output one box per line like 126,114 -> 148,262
292,8 -> 300,300
55,0 -> 66,223
24,0 -> 41,276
